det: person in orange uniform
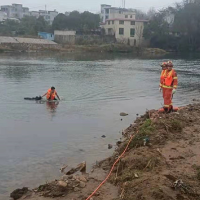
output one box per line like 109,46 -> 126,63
159,62 -> 168,92
42,87 -> 60,101
162,61 -> 178,112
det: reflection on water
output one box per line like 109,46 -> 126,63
46,101 -> 59,112
46,101 -> 59,119
0,52 -> 200,199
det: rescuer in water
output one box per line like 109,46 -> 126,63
42,86 -> 60,101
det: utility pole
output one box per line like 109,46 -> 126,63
45,5 -> 47,13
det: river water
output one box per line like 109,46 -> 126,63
0,52 -> 200,199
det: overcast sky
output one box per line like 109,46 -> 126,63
0,0 -> 181,13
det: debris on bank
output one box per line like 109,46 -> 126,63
14,103 -> 200,200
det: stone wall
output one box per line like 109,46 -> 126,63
54,34 -> 116,45
0,36 -> 57,45
54,35 -> 75,45
75,35 -> 116,45
0,43 -> 60,52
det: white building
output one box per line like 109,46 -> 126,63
100,4 -> 111,23
0,10 -> 7,22
0,4 -> 29,19
30,10 -> 58,24
100,5 -> 148,46
48,10 -> 58,24
1,4 -> 58,24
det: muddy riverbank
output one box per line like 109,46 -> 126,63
13,101 -> 200,200
0,43 -> 167,55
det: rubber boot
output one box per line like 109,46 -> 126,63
164,107 -> 168,113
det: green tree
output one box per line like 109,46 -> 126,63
0,19 -> 20,36
144,0 -> 200,51
52,11 -> 100,31
52,13 -> 68,30
19,16 -> 50,35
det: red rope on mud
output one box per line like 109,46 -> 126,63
85,134 -> 135,200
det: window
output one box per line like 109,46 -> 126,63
119,20 -> 124,25
119,11 -> 122,14
108,21 -> 110,25
130,15 -> 132,18
125,15 -> 128,18
106,16 -> 108,19
131,21 -> 135,25
119,28 -> 124,35
105,8 -> 109,14
130,28 -> 135,37
112,20 -> 114,24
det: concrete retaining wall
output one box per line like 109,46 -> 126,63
0,43 -> 60,52
54,35 -> 75,45
75,35 -> 116,45
0,36 -> 57,45
54,34 -> 116,45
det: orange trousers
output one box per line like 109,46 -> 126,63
162,88 -> 173,110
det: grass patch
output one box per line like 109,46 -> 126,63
144,157 -> 160,170
168,119 -> 183,132
193,165 -> 200,180
109,168 -> 140,184
129,119 -> 154,149
156,118 -> 183,133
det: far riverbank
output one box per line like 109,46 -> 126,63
0,43 -> 167,55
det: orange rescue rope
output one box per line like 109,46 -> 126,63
85,134 -> 135,200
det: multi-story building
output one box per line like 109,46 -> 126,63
30,10 -> 58,24
0,10 -> 7,22
48,10 -> 58,24
1,4 -> 58,24
100,5 -> 148,46
100,4 -> 111,23
0,4 -> 29,19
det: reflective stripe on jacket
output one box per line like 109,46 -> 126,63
160,70 -> 166,87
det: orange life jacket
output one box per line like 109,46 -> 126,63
46,89 -> 56,100
164,69 -> 174,86
160,70 -> 166,87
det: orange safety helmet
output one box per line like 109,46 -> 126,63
167,61 -> 173,67
161,62 -> 167,67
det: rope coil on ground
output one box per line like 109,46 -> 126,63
85,134 -> 135,200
